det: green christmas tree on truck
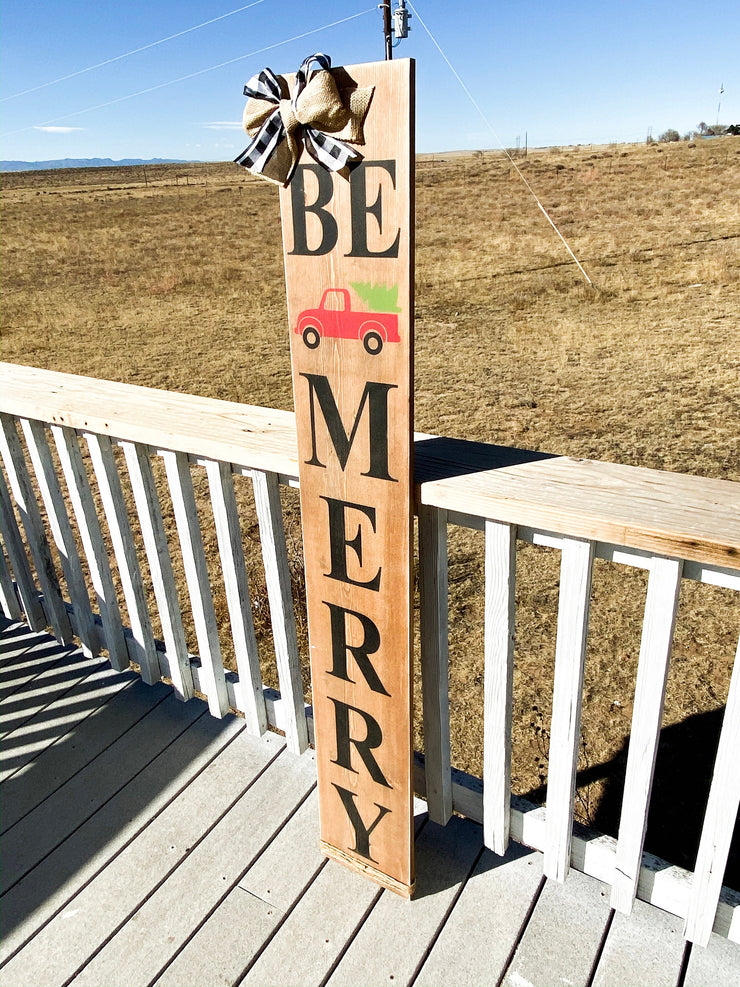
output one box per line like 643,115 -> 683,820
294,283 -> 401,355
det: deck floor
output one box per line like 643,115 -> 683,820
1,620 -> 738,987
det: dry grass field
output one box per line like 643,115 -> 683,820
2,137 -> 739,878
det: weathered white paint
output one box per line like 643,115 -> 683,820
50,423 -> 129,669
0,415 -> 72,642
611,555 -> 683,913
483,519 -> 516,855
120,441 -> 194,701
205,458 -> 267,736
544,536 -> 595,882
419,503 -> 452,824
251,468 -> 308,755
161,449 -> 229,717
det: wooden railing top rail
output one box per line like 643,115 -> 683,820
0,363 -> 300,479
2,362 -> 738,569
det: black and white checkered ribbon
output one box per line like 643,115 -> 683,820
234,53 -> 361,183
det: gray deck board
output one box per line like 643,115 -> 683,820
0,623 -> 56,666
592,899 -> 686,987
414,841 -> 544,987
155,791 -> 326,987
0,630 -> 71,700
326,815 -> 483,987
684,932 -> 740,986
1,680 -> 181,893
501,860 -> 612,987
1,675 -> 160,832
0,725 -> 279,987
1,622 -> 739,987
240,857 -> 382,987
0,643 -> 101,740
69,748 -> 317,987
0,699 -> 239,965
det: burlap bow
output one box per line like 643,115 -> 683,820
234,53 -> 374,187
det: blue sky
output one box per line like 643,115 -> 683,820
1,0 -> 737,161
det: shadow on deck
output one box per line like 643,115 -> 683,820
1,621 -> 738,987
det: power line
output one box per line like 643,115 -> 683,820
0,8 -> 377,140
1,0 -> 268,103
407,2 -> 593,287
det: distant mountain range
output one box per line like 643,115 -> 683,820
0,157 -> 188,173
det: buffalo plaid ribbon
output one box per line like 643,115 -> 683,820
234,53 -> 361,184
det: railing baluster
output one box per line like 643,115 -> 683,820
0,465 -> 46,630
121,441 -> 193,701
20,419 -> 100,657
611,555 -> 683,912
162,449 -> 230,718
0,415 -> 72,643
0,522 -> 23,622
85,433 -> 160,684
205,458 -> 267,736
684,634 -> 740,946
51,424 -> 129,669
252,468 -> 308,754
483,519 -> 517,854
544,535 -> 595,882
419,504 -> 452,825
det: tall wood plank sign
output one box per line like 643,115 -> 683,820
279,58 -> 415,896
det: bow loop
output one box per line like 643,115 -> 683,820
235,53 -> 374,187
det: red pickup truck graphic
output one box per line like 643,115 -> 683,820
294,288 -> 400,355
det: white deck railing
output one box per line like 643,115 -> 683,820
1,362 -> 738,948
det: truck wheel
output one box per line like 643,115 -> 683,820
302,326 -> 320,349
363,331 -> 383,355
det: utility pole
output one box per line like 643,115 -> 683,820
381,2 -> 393,60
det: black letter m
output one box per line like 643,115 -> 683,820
300,374 -> 398,482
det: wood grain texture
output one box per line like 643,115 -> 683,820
483,519 -> 516,855
544,536 -> 595,882
279,58 -> 415,892
611,555 -> 682,913
205,458 -> 267,736
19,419 -> 99,657
416,438 -> 740,570
120,441 -> 194,701
0,466 -> 46,631
161,449 -> 229,717
0,362 -> 300,478
0,540 -> 22,622
0,415 -> 72,643
419,504 -> 452,825
50,423 -> 128,669
1,365 -> 738,569
85,433 -> 159,683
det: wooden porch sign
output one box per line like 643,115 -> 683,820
277,57 -> 415,896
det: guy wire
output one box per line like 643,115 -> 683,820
407,2 -> 594,287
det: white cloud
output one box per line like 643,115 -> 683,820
199,121 -> 243,131
33,125 -> 85,133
